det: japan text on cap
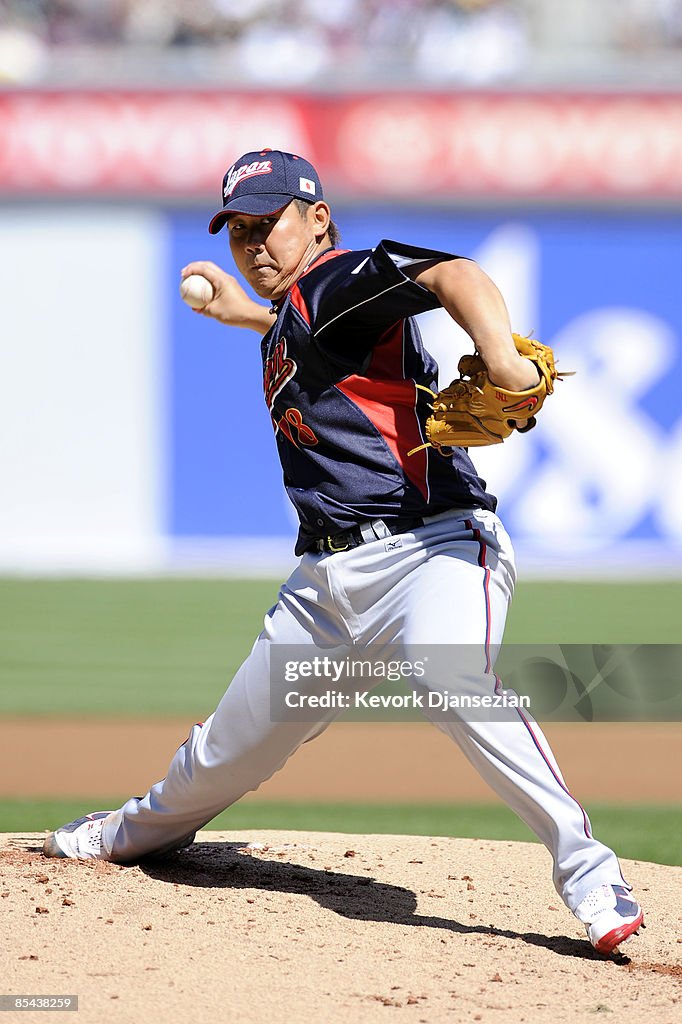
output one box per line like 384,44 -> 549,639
208,149 -> 323,234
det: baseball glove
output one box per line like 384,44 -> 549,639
411,333 -> 567,452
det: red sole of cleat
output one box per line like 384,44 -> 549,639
594,912 -> 644,955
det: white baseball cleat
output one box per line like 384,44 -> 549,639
43,812 -> 113,860
574,883 -> 644,955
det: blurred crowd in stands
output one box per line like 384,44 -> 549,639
1,0 -> 681,85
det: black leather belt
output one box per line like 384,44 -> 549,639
315,516 -> 425,554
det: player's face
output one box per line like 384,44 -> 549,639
227,201 -> 329,301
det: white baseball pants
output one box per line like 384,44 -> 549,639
101,508 -> 628,911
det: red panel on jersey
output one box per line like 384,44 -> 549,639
336,321 -> 429,499
289,283 -> 311,325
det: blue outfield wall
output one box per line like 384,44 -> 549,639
168,207 -> 682,566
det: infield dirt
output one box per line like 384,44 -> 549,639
1,831 -> 680,1024
2,721 -> 680,801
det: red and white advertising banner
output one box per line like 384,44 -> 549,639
1,90 -> 681,199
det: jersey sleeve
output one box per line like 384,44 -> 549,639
307,240 -> 462,368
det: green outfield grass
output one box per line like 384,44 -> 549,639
3,800 -> 680,867
0,579 -> 680,717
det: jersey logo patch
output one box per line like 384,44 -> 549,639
264,337 -> 296,411
384,537 -> 403,552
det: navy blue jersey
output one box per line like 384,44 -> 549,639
261,239 -> 497,554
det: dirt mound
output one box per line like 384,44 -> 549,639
1,831 -> 680,1024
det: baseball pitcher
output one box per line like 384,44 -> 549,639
44,150 -> 643,957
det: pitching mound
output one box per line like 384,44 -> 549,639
1,831 -> 680,1024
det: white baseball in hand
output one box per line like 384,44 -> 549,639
180,274 -> 214,310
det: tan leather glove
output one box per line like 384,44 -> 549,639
414,334 -> 567,451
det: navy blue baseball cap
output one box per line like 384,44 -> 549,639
208,149 -> 323,234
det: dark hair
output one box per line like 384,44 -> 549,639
293,198 -> 341,248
